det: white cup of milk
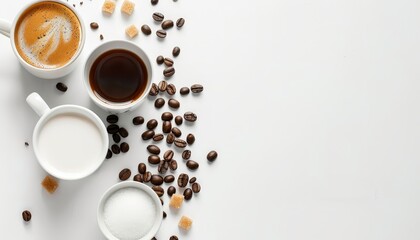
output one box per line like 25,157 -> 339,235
26,92 -> 109,180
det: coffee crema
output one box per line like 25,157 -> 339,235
14,1 -> 81,69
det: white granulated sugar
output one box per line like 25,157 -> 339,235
103,187 -> 157,240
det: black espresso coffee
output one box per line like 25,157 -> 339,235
89,49 -> 148,103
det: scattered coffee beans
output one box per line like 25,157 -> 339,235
167,186 -> 176,196
156,30 -> 167,38
207,150 -> 218,162
147,145 -> 161,155
152,186 -> 164,197
175,116 -> 183,125
148,155 -> 160,165
166,133 -> 175,144
147,119 -> 158,130
168,99 -> 180,109
142,130 -> 155,140
182,150 -> 191,160
151,174 -> 164,185
100,34 -> 104,40
189,177 -> 197,184
161,20 -> 174,30
170,236 -> 179,240
192,182 -> 201,193
154,98 -> 165,108
183,188 -> 193,200
186,160 -> 199,170
169,160 -> 178,171
171,127 -> 182,137
180,87 -> 190,95
164,57 -> 174,67
158,80 -> 168,91
143,171 -> 152,182
141,24 -> 152,35
106,149 -> 112,159
22,210 -> 31,222
162,121 -> 172,133
163,211 -> 167,218
176,18 -> 185,28
163,67 -> 175,77
138,163 -> 147,174
174,139 -> 187,148
107,124 -> 119,134
120,142 -> 129,153
149,83 -> 159,96
166,84 -> 176,95
158,160 -> 169,174
163,150 -> 174,161
133,174 -> 143,182
106,114 -> 118,123
119,128 -> 129,138
178,173 -> 189,187
186,133 -> 195,145
184,112 -> 197,122
162,112 -> 174,121
56,82 -> 68,92
152,12 -> 164,22
153,133 -> 164,142
191,84 -> 204,93
112,134 -> 120,144
156,55 -> 164,65
151,0 -> 158,5
132,116 -> 144,125
111,144 -> 120,154
119,168 -> 131,181
172,46 -> 180,57
164,175 -> 175,183
90,22 -> 99,29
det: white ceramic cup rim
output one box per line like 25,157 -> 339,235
8,0 -> 86,73
83,40 -> 153,113
97,181 -> 163,240
32,104 -> 109,180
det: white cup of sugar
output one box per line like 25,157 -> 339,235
97,181 -> 163,240
26,92 -> 108,180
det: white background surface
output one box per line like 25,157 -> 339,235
1,0 -> 420,239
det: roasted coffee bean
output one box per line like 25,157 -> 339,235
162,121 -> 172,133
156,55 -> 164,65
174,139 -> 187,148
151,0 -> 158,5
158,80 -> 168,91
166,133 -> 175,144
170,236 -> 179,240
143,171 -> 152,182
191,84 -> 204,93
163,67 -> 175,77
175,116 -> 183,125
207,150 -> 218,162
186,133 -> 195,145
22,210 -> 31,222
90,22 -> 99,29
163,150 -> 174,161
147,145 -> 161,155
183,188 -> 193,200
133,174 -> 143,182
156,30 -> 167,38
141,24 -> 151,35
164,175 -> 175,183
107,124 -> 119,134
186,160 -> 199,170
111,144 -> 120,154
164,57 -> 174,67
161,112 -> 173,121
168,99 -> 180,109
153,186 -> 164,197
184,112 -> 197,122
169,160 -> 178,171
167,186 -> 176,196
171,127 -> 182,137
180,87 -> 190,95
151,174 -> 164,185
163,211 -> 167,218
149,83 -> 159,96
100,34 -> 104,40
158,161 -> 169,174
178,173 -> 189,187
106,114 -> 118,123
153,133 -> 164,142
148,155 -> 161,164
192,182 -> 201,193
119,128 -> 129,138
155,98 -> 165,108
112,133 -> 121,143
172,46 -> 180,57
176,18 -> 185,28
142,130 -> 155,140
166,84 -> 176,95
182,150 -> 191,160
152,12 -> 164,22
120,142 -> 129,153
161,20 -> 174,30
133,116 -> 144,125
138,163 -> 147,174
106,149 -> 112,159
189,177 -> 196,184
119,168 -> 131,181
147,119 -> 158,130
151,237 -> 157,240
56,82 -> 68,92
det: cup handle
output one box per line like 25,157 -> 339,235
26,93 -> 51,117
0,19 -> 11,38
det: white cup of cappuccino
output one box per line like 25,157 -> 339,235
26,92 -> 108,180
0,0 -> 86,79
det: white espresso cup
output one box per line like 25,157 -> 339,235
26,92 -> 108,180
84,40 -> 153,113
0,0 -> 85,79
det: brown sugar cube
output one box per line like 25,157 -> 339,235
41,175 -> 58,194
169,194 -> 184,209
178,216 -> 193,231
125,25 -> 139,38
121,0 -> 135,15
102,0 -> 116,14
